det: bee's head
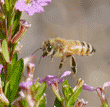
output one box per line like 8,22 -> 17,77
42,39 -> 53,57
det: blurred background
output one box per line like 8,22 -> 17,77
20,0 -> 110,106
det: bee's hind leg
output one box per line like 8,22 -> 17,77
51,50 -> 56,63
70,55 -> 77,78
58,56 -> 66,74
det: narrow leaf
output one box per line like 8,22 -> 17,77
7,52 -> 18,81
66,79 -> 84,107
11,52 -> 18,69
0,30 -> 5,39
36,94 -> 46,107
62,80 -> 73,106
5,0 -> 10,12
8,58 -> 24,104
21,99 -> 28,107
2,39 -> 9,62
103,104 -> 109,107
0,68 -> 5,91
34,81 -> 46,101
31,78 -> 40,92
12,11 -> 21,37
54,97 -> 63,107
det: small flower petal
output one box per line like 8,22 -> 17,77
83,84 -> 97,91
103,82 -> 110,88
39,75 -> 59,86
15,0 -> 52,16
37,0 -> 52,6
15,0 -> 27,11
19,81 -> 32,89
60,71 -> 71,79
39,71 -> 71,86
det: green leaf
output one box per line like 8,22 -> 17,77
34,82 -> 46,102
9,0 -> 12,10
12,11 -> 21,37
31,78 -> 40,92
4,81 -> 10,96
11,43 -> 18,53
66,79 -> 84,107
2,39 -> 9,62
0,30 -> 5,39
11,52 -> 18,66
103,104 -> 109,107
54,97 -> 63,107
0,68 -> 5,84
36,94 -> 46,107
0,103 -> 5,107
7,58 -> 24,105
0,68 -> 5,91
0,52 -> 7,65
7,52 -> 18,81
62,80 -> 73,106
21,99 -> 28,107
62,80 -> 73,99
5,0 -> 10,12
6,64 -> 12,81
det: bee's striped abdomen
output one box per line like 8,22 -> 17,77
80,41 -> 96,56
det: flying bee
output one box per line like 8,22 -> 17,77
32,37 -> 96,77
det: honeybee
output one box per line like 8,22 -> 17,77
33,37 -> 96,77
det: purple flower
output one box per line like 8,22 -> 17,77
19,81 -> 33,89
0,64 -> 3,74
83,84 -> 98,91
83,81 -> 110,91
39,71 -> 71,86
82,82 -> 110,106
15,0 -> 52,16
19,71 -> 71,89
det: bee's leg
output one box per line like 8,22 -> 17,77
51,50 -> 56,63
71,56 -> 77,78
59,56 -> 66,74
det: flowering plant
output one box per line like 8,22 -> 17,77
0,0 -> 109,107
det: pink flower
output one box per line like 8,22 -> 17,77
83,82 -> 110,91
39,71 -> 71,86
19,71 -> 71,89
15,0 -> 52,16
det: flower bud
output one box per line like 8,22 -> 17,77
11,20 -> 31,43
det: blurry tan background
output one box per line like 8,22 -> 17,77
20,0 -> 110,106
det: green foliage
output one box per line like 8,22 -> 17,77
31,78 -> 40,92
62,80 -> 73,106
2,39 -> 9,62
12,11 -> 21,37
36,94 -> 46,107
0,68 -> 5,91
103,104 -> 109,107
54,97 -> 63,107
5,0 -> 10,12
7,52 -> 18,81
21,99 -> 28,107
0,30 -> 5,39
0,53 -> 6,65
62,79 -> 84,107
34,81 -> 46,106
6,58 -> 24,105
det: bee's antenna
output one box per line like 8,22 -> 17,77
32,48 -> 42,55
